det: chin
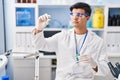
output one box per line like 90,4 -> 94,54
73,24 -> 79,28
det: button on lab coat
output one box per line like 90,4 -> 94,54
33,28 -> 110,80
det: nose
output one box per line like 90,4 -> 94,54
71,14 -> 78,19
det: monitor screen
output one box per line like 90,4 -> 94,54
43,30 -> 61,38
16,7 -> 35,27
108,8 -> 120,26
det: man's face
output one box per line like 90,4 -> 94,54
70,8 -> 89,28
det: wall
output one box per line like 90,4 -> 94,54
4,0 -> 15,80
0,0 -> 5,54
4,0 -> 15,51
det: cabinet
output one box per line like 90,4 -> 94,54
104,5 -> 120,79
12,57 -> 35,80
12,54 -> 56,80
104,5 -> 120,56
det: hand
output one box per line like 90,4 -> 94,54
37,13 -> 51,30
79,55 -> 97,68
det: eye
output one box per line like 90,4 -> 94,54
70,12 -> 88,17
70,12 -> 73,15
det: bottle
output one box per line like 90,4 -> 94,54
17,0 -> 21,3
108,15 -> 112,26
33,0 -> 36,3
1,76 -> 9,80
112,15 -> 117,26
116,15 -> 120,26
23,0 -> 27,3
92,8 -> 104,28
87,19 -> 92,28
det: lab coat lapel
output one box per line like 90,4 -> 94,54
70,29 -> 76,55
80,30 -> 89,55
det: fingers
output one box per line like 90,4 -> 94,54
79,55 -> 90,63
39,13 -> 51,22
45,13 -> 51,19
37,13 -> 51,30
79,55 -> 97,68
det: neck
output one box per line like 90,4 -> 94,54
74,27 -> 87,35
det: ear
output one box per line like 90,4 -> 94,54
86,16 -> 90,20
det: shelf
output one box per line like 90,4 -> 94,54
37,3 -> 105,6
44,28 -> 104,31
108,53 -> 120,57
44,28 -> 64,31
39,55 -> 57,59
51,65 -> 57,68
87,28 -> 104,31
105,27 -> 120,32
38,4 -> 105,10
38,4 -> 71,6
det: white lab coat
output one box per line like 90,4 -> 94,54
33,28 -> 110,80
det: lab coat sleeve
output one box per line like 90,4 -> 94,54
32,30 -> 60,52
95,40 -> 110,77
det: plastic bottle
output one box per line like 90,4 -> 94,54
116,15 -> 120,26
108,15 -> 112,26
112,15 -> 117,26
92,8 -> 104,28
1,76 -> 9,80
87,19 -> 92,28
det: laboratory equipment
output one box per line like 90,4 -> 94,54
24,52 -> 39,80
12,51 -> 55,80
92,8 -> 104,28
104,5 -> 120,56
108,62 -> 120,79
0,55 -> 8,80
116,62 -> 120,71
1,76 -> 9,80
12,53 -> 35,80
13,4 -> 38,53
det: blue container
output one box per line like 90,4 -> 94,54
1,76 -> 9,80
87,20 -> 92,28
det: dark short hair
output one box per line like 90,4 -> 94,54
70,2 -> 91,16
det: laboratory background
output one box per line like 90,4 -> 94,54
0,0 -> 120,80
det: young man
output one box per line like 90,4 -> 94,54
33,2 -> 109,80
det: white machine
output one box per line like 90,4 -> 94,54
13,3 -> 38,53
0,55 -> 8,80
104,4 -> 120,80
23,52 -> 40,80
12,3 -> 39,80
104,5 -> 120,57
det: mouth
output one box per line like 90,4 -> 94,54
73,21 -> 79,24
72,20 -> 79,23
